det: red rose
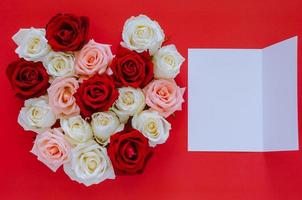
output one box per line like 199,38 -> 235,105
107,129 -> 153,175
6,59 -> 49,99
46,13 -> 89,51
75,74 -> 118,118
110,46 -> 154,88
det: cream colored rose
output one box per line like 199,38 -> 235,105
13,28 -> 50,62
132,110 -> 171,147
43,51 -> 75,77
64,140 -> 115,186
18,96 -> 56,133
121,15 -> 165,55
153,45 -> 185,79
111,87 -> 145,123
91,111 -> 124,146
60,115 -> 93,145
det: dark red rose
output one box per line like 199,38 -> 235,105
46,13 -> 89,51
107,129 -> 153,175
6,59 -> 49,99
75,74 -> 118,118
110,46 -> 154,88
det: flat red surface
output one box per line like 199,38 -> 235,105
1,0 -> 302,199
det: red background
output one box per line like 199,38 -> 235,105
1,0 -> 302,199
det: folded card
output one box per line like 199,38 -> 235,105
188,36 -> 298,152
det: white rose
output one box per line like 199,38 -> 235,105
121,15 -> 165,55
64,140 -> 115,186
132,110 -> 171,147
60,115 -> 93,145
13,28 -> 50,62
43,51 -> 75,77
18,96 -> 56,133
111,87 -> 145,123
91,111 -> 124,145
153,45 -> 185,79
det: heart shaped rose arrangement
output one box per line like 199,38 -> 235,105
7,13 -> 185,186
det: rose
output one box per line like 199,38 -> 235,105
121,15 -> 165,55
143,79 -> 185,118
64,140 -> 115,186
132,110 -> 171,147
153,45 -> 185,79
60,115 -> 93,145
47,77 -> 80,117
31,128 -> 71,172
75,74 -> 118,118
91,111 -> 124,145
46,13 -> 89,51
111,87 -> 145,123
12,28 -> 50,62
18,96 -> 56,133
13,28 -> 50,62
6,59 -> 49,99
110,46 -> 153,88
107,129 -> 152,175
75,39 -> 113,79
43,51 -> 75,77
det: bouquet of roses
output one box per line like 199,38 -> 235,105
7,13 -> 185,186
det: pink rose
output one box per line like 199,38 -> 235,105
31,128 -> 71,172
48,77 -> 80,117
75,39 -> 113,80
143,79 -> 185,117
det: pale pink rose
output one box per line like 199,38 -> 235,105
47,77 -> 80,117
143,79 -> 185,118
31,128 -> 71,172
75,39 -> 113,80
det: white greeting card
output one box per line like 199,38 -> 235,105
188,36 -> 298,152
